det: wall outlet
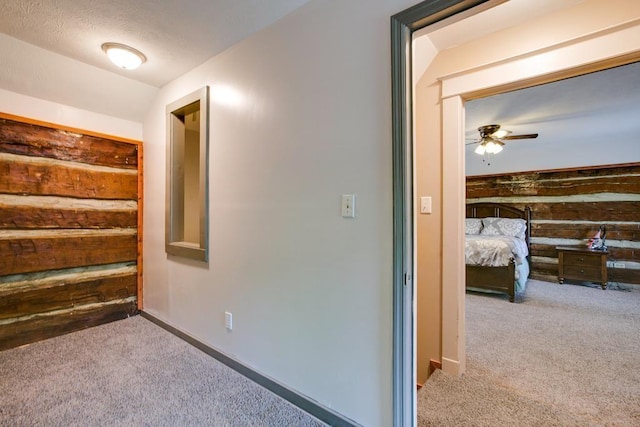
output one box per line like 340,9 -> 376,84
341,194 -> 356,218
608,261 -> 626,269
224,311 -> 233,330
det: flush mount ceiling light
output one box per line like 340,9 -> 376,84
101,42 -> 147,70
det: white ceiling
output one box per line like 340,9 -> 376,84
0,0 -> 312,88
413,0 -> 639,172
417,0 -> 584,51
1,0 -> 638,145
465,61 -> 640,148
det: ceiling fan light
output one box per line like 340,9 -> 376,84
493,129 -> 509,138
474,144 -> 486,155
485,141 -> 498,153
492,144 -> 503,154
102,43 -> 146,70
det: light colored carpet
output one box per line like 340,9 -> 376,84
0,316 -> 325,426
418,279 -> 640,426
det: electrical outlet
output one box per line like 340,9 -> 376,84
224,312 -> 233,330
341,194 -> 355,218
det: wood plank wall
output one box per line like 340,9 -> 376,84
466,164 -> 640,287
0,115 -> 141,351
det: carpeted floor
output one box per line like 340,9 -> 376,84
0,316 -> 325,426
418,279 -> 640,426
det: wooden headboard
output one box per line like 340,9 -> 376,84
466,202 -> 532,263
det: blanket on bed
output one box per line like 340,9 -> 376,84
465,235 -> 530,292
465,235 -> 528,267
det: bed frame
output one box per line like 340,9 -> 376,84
466,203 -> 531,302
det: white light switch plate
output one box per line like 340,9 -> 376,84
224,312 -> 233,330
341,194 -> 355,218
420,196 -> 432,214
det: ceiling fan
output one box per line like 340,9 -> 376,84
467,124 -> 538,155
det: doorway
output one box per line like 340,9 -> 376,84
391,1 -> 640,425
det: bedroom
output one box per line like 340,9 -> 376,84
411,7 -> 640,403
414,60 -> 640,424
464,60 -> 640,300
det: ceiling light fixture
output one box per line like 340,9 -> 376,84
474,124 -> 505,156
474,136 -> 504,155
101,42 -> 147,70
493,129 -> 509,139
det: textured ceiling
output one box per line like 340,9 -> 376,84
0,0 -> 311,88
1,0 -> 636,138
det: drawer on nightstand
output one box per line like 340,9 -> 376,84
556,246 -> 608,288
563,265 -> 605,280
562,252 -> 602,267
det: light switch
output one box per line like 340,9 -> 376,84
224,312 -> 233,330
420,196 -> 432,214
341,194 -> 356,218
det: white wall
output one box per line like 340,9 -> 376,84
0,88 -> 142,140
0,34 -> 157,124
466,137 -> 640,176
142,0 -> 416,425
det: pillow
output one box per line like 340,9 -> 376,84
465,218 -> 483,235
481,217 -> 527,239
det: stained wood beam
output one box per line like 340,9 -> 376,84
0,153 -> 137,200
0,272 -> 136,320
532,222 -> 640,241
0,232 -> 137,275
0,117 -> 138,169
0,205 -> 136,229
0,300 -> 137,351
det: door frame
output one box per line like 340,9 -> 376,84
390,1 -> 492,425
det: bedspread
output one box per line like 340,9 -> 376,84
465,235 -> 528,267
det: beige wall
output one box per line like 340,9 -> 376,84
142,1 -> 417,425
0,88 -> 141,140
415,0 -> 640,383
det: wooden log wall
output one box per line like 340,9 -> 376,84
0,114 -> 142,351
466,164 -> 640,287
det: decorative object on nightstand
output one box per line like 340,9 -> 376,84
587,225 -> 607,251
557,246 -> 609,290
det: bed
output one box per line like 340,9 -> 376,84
465,203 -> 532,302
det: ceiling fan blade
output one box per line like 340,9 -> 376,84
502,133 -> 538,140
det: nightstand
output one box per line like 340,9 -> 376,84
557,246 -> 609,290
